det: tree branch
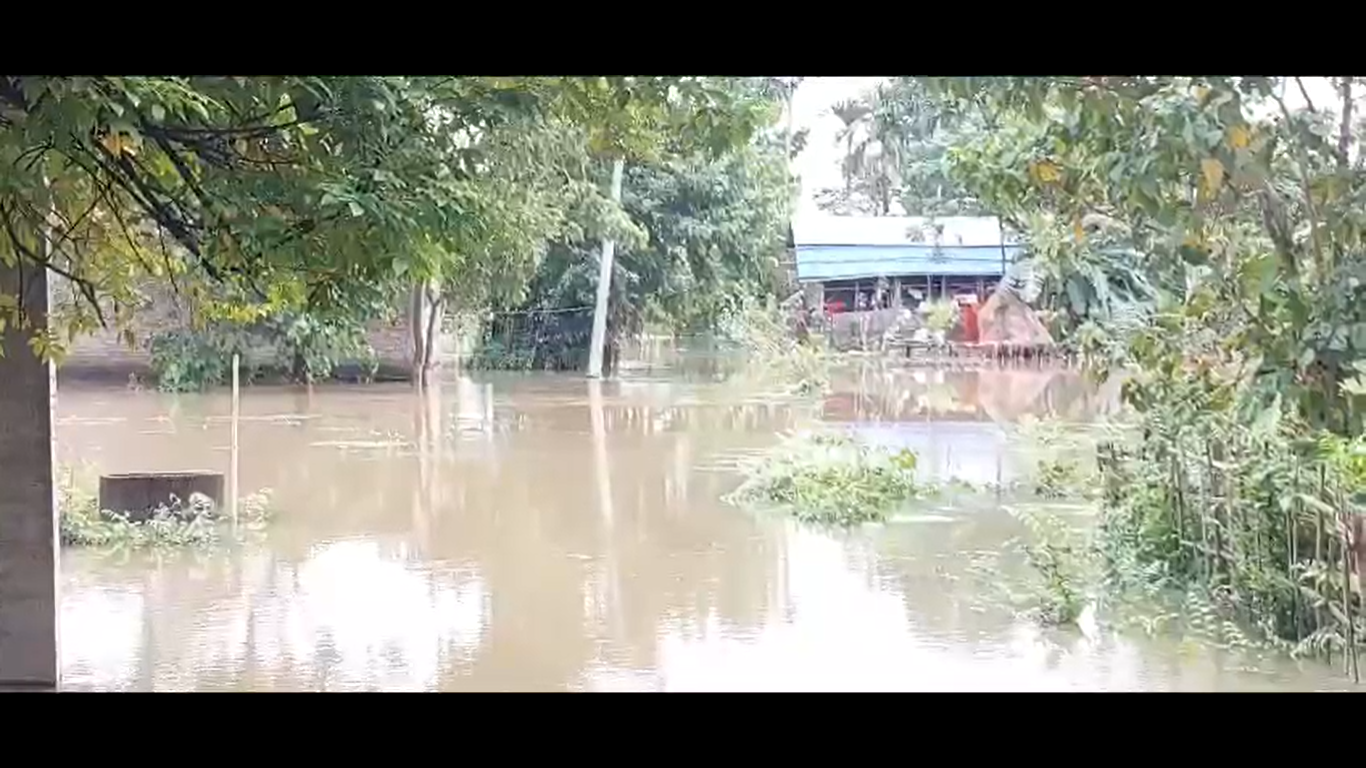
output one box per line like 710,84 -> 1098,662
1295,77 -> 1317,113
1271,90 -> 1327,275
1338,77 -> 1353,168
0,201 -> 107,327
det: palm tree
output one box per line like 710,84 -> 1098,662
830,98 -> 873,197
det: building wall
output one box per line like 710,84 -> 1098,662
56,282 -> 435,383
817,275 -> 1000,309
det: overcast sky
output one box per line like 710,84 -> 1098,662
789,77 -> 884,215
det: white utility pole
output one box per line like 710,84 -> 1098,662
586,157 -> 625,379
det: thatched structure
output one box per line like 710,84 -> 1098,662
977,286 -> 1054,346
896,286 -> 1062,364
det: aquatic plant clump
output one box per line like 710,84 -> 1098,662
58,472 -> 274,550
726,432 -> 927,526
1007,508 -> 1096,627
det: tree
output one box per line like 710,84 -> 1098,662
815,79 -> 988,218
472,104 -> 796,371
923,76 -> 1366,429
817,97 -> 883,215
917,76 -> 1366,658
0,75 -> 771,686
763,76 -> 809,166
0,77 -> 769,351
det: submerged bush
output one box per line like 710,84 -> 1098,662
922,299 -> 959,335
149,310 -> 379,392
1095,408 -> 1366,669
58,469 -> 273,551
1008,508 -> 1095,626
716,296 -> 832,396
726,432 -> 926,525
1009,415 -> 1112,500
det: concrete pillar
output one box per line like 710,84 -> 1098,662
0,260 -> 60,688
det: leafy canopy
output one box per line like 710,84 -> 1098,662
919,76 -> 1366,433
0,76 -> 770,357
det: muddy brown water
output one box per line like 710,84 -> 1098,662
53,362 -> 1360,691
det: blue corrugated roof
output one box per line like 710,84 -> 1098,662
795,244 -> 1021,282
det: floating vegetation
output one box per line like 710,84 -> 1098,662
309,428 -> 411,451
1033,458 -> 1087,499
725,432 -> 929,526
724,417 -> 1107,529
309,439 -> 409,450
58,469 -> 274,552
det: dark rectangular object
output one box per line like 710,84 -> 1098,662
98,471 -> 225,523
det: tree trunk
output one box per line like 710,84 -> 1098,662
1349,513 -> 1366,600
424,287 -> 442,382
291,349 -> 309,384
409,279 -> 442,388
0,257 -> 60,688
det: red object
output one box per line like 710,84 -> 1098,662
824,300 -> 846,315
960,302 -> 980,343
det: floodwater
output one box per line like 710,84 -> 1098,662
53,360 -> 1360,692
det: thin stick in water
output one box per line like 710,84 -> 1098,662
230,353 -> 240,528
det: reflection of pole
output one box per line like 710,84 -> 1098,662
230,353 -> 241,528
587,158 -> 626,379
413,384 -> 441,554
588,381 -> 614,527
996,439 -> 1004,499
237,551 -> 260,686
484,383 -> 494,435
588,380 -> 625,642
137,573 -> 155,691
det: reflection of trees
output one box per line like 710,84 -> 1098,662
57,369 -> 1360,691
437,386 -> 797,689
822,365 -> 1103,424
59,377 -> 801,690
597,442 -> 789,668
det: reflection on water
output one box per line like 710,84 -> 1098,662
53,365 -> 1357,691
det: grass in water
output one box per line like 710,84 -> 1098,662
58,468 -> 273,551
1008,508 -> 1094,626
726,432 -> 927,526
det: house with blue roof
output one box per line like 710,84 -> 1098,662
789,214 -> 1024,310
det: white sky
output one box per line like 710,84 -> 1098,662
790,77 -> 885,215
